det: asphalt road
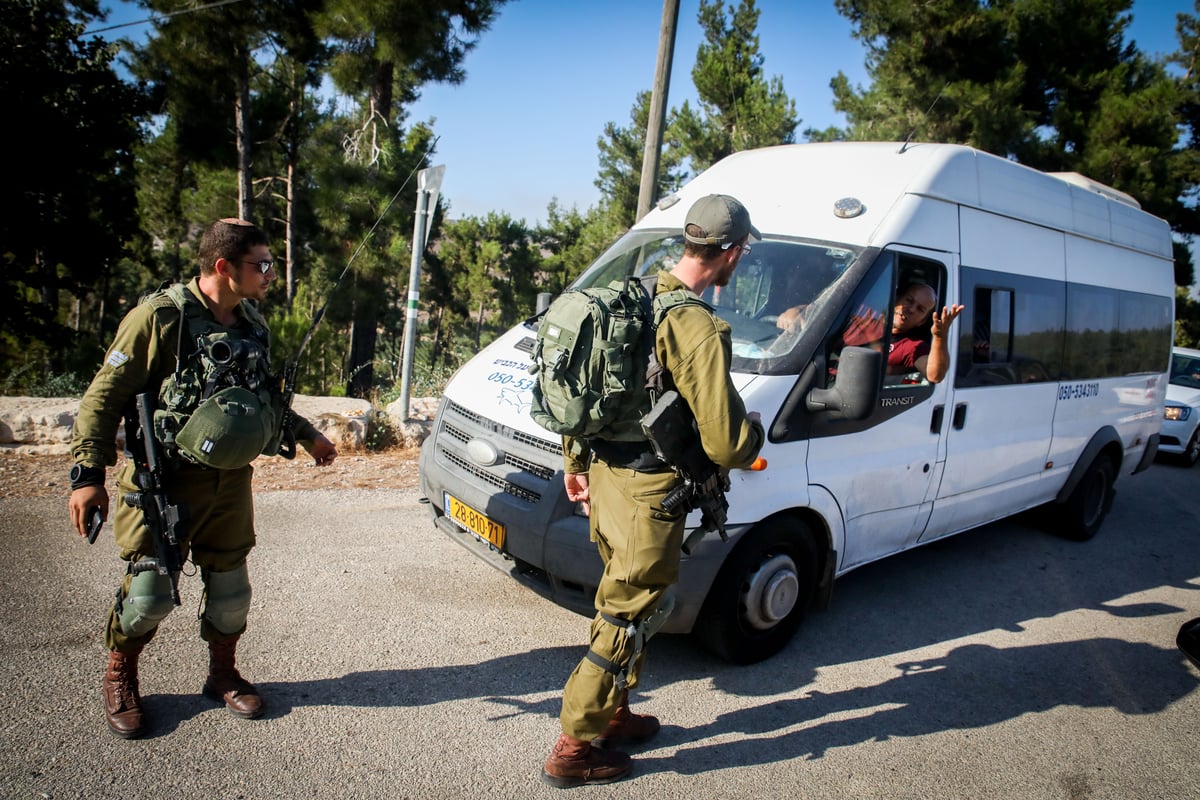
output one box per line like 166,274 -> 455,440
1,459 -> 1197,800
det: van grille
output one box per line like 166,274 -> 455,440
442,450 -> 540,503
437,399 -> 563,503
443,420 -> 556,481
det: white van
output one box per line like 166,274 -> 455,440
418,142 -> 1175,663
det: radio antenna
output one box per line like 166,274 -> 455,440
900,83 -> 949,153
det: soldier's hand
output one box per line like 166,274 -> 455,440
69,486 -> 108,538
305,433 -> 338,467
564,472 -> 590,517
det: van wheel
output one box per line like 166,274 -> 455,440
1180,428 -> 1200,467
1056,458 -> 1114,541
694,520 -> 817,664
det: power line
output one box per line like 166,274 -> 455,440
83,0 -> 247,35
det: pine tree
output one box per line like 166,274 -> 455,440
671,0 -> 798,172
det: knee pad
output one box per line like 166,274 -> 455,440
202,564 -> 252,635
641,586 -> 676,643
117,568 -> 176,637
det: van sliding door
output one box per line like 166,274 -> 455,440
919,211 -> 1065,541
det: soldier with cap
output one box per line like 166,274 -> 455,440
67,218 -> 337,739
541,194 -> 765,787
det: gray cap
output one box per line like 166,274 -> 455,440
683,194 -> 761,247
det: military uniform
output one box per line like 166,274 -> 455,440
73,277 -> 320,651
70,267 -> 330,737
558,269 -> 764,739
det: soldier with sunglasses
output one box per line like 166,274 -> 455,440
68,218 -> 337,738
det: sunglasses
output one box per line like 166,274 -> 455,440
241,259 -> 275,274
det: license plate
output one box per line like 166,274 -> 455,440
445,493 -> 506,549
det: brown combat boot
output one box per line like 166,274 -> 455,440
591,692 -> 661,750
102,648 -> 145,739
202,636 -> 264,719
541,733 -> 632,788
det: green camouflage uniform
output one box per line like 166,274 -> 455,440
71,278 -> 319,652
558,269 -> 764,739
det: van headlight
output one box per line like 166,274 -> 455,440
1165,405 -> 1191,421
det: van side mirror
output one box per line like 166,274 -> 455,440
805,346 -> 882,420
536,292 -> 554,314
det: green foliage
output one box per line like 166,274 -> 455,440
1177,288 -> 1200,349
436,212 -> 540,352
1,364 -> 91,398
671,0 -> 799,172
829,0 -> 1194,288
264,283 -> 350,396
596,91 -> 688,228
537,201 -> 625,295
1,0 -> 146,378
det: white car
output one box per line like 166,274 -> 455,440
1161,346 -> 1200,466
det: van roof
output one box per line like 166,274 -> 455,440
642,142 -> 1172,259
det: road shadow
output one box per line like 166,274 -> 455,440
107,474 -> 1200,748
650,498 -> 1200,700
136,644 -> 585,737
634,637 -> 1198,776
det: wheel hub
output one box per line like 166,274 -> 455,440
742,553 -> 799,630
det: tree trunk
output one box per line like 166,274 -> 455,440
431,305 -> 444,369
346,271 -> 381,399
285,158 -> 296,307
475,298 -> 484,351
235,50 -> 253,220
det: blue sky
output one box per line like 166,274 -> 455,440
97,0 -> 1192,225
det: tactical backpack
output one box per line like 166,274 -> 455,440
528,274 -> 702,441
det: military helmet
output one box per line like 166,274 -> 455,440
175,386 -> 275,469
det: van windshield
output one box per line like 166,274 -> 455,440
570,230 -> 858,372
1170,352 -> 1200,389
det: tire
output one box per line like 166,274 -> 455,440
694,518 -> 818,664
1055,457 -> 1115,541
1180,427 -> 1200,468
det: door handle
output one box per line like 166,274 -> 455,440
952,402 -> 968,429
930,404 -> 945,434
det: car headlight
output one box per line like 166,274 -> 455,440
1164,405 -> 1192,421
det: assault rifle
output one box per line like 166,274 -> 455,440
275,361 -> 300,460
122,392 -> 183,606
641,390 -> 731,556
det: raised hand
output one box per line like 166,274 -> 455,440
931,303 -> 965,338
842,305 -> 885,346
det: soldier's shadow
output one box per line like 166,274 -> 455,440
632,637 -> 1198,777
138,644 -> 586,737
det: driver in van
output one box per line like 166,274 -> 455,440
828,282 -> 964,384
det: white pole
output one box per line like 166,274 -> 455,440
398,165 -> 444,419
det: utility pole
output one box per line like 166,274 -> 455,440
636,0 -> 680,222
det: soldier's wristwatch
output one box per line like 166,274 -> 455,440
69,464 -> 105,490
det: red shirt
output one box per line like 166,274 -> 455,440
889,333 -> 930,370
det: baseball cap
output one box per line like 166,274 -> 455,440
683,194 -> 761,247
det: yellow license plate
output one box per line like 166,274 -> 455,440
445,493 -> 506,549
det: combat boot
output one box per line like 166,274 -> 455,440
202,636 -> 264,719
102,648 -> 145,739
541,733 -> 632,788
591,691 -> 661,750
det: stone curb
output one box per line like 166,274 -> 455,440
0,395 -> 438,456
